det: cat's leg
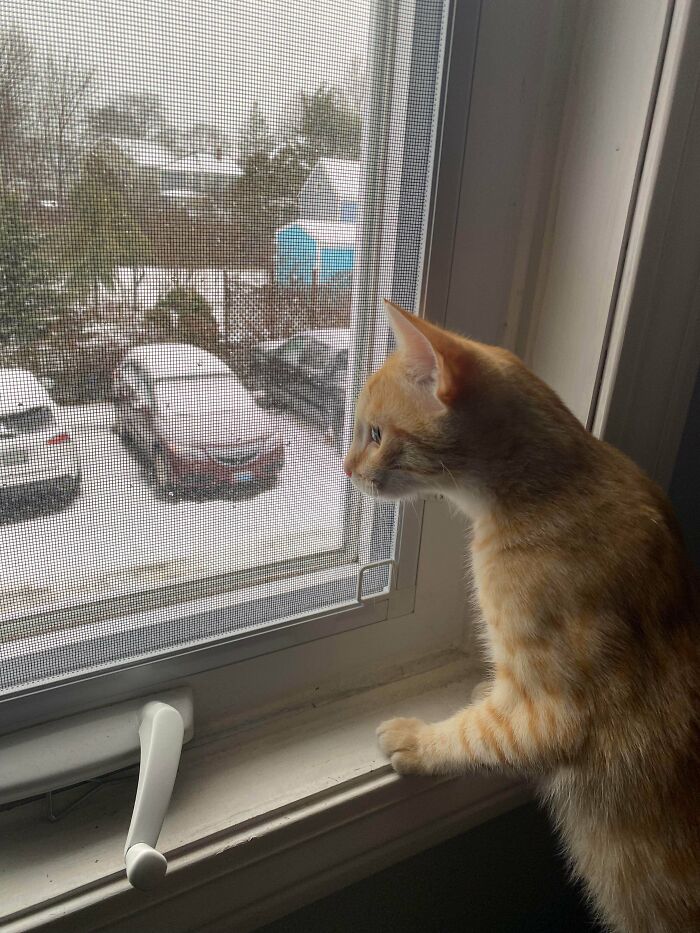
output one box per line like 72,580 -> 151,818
377,684 -> 584,775
470,679 -> 492,704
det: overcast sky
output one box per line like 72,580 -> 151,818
8,0 -> 370,137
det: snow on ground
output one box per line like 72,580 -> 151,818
104,266 -> 269,334
0,403 -> 346,625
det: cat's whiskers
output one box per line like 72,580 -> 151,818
439,459 -> 460,494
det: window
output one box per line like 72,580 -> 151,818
0,0 -> 448,704
341,200 -> 358,223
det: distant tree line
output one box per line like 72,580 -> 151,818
0,19 -> 363,362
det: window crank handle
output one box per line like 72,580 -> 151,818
124,701 -> 185,890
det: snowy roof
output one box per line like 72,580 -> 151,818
126,343 -> 230,379
270,134 -> 308,159
111,137 -> 173,170
0,368 -> 51,415
278,220 -> 355,249
111,139 -> 241,177
317,158 -> 360,199
168,152 -> 241,177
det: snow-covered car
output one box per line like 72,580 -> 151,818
113,342 -> 230,437
0,368 -> 81,507
113,343 -> 284,498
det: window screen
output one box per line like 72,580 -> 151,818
0,0 -> 447,692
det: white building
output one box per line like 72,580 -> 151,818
111,138 -> 241,205
161,152 -> 241,200
298,158 -> 360,224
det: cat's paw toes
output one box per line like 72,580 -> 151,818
376,717 -> 431,775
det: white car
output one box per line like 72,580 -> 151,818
0,369 -> 81,507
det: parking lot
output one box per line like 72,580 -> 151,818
0,403 -> 346,624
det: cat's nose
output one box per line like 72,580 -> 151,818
342,457 -> 352,477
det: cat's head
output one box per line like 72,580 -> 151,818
343,300 -> 584,508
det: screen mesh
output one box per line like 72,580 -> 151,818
0,0 -> 446,692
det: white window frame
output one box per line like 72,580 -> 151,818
593,0 -> 700,486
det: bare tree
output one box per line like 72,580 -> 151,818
0,25 -> 35,188
33,53 -> 96,205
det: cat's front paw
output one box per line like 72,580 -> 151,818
376,716 -> 432,775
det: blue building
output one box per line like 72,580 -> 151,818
275,221 -> 355,287
275,159 -> 359,287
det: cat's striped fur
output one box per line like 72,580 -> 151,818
343,301 -> 700,933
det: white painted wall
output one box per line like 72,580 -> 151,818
524,0 -> 670,423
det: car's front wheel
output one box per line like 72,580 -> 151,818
152,449 -> 179,501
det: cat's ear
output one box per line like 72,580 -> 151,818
383,299 -> 440,385
383,299 -> 466,407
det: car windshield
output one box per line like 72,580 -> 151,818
155,374 -> 255,416
0,406 -> 53,436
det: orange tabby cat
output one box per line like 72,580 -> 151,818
343,300 -> 700,933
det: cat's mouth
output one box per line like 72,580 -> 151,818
349,473 -> 381,498
350,469 -> 420,502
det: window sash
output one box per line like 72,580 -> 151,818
0,0 -> 455,715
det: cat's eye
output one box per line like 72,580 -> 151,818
370,426 -> 382,444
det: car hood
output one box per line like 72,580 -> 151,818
160,409 -> 278,447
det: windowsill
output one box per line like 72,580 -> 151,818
0,654 -> 528,932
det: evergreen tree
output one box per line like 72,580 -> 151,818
238,101 -> 274,164
236,104 -> 287,267
152,285 -> 218,348
57,143 -> 150,319
236,150 -> 285,267
297,83 -> 362,161
0,192 -> 58,347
